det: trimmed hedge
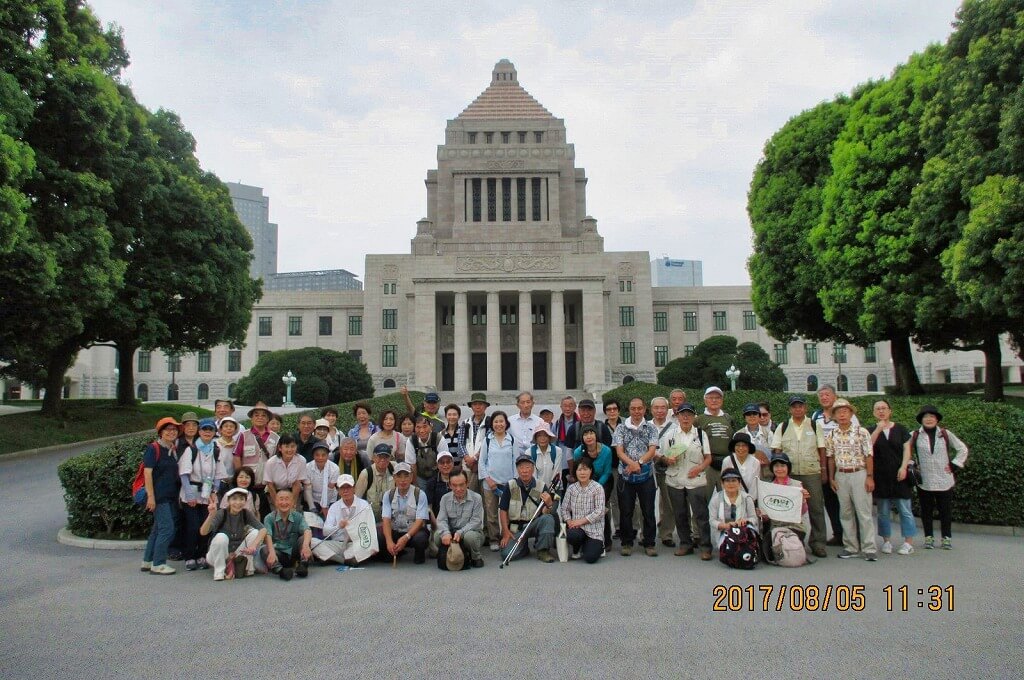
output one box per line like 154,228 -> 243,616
58,392 -> 427,539
884,382 -> 985,395
602,382 -> 1024,526
279,391 -> 425,433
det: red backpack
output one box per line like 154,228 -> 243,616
131,442 -> 162,505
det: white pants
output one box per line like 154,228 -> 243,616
835,469 -> 877,555
206,529 -> 261,579
312,538 -> 353,563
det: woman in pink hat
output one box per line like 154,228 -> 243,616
529,421 -> 565,490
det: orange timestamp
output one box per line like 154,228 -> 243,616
711,585 -> 955,612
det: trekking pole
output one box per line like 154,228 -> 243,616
499,478 -> 562,569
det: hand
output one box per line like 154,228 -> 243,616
665,456 -> 677,466
540,492 -> 553,506
338,519 -> 349,529
500,531 -> 513,548
801,488 -> 810,501
186,498 -> 197,507
896,467 -> 907,482
386,539 -> 398,556
687,466 -> 701,479
945,464 -> 952,474
453,532 -> 461,543
486,478 -> 497,491
626,461 -> 641,475
400,385 -> 408,395
207,498 -> 218,515
266,550 -> 278,567
145,496 -> 156,512
830,479 -> 838,492
442,534 -> 452,546
865,477 -> 875,493
820,470 -> 829,483
320,507 -> 329,518
300,546 -> 312,561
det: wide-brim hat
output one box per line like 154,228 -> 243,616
916,404 -> 942,423
532,422 -> 555,440
247,401 -> 271,418
466,392 -> 490,407
179,411 -> 200,425
218,416 -> 239,429
729,432 -> 753,453
314,418 -> 330,429
446,541 -> 465,571
832,398 -> 856,414
155,417 -> 180,434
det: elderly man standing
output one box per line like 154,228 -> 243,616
771,395 -> 828,558
435,469 -> 485,569
402,386 -> 445,433
613,397 -> 660,557
294,414 -> 319,462
499,454 -> 558,563
826,399 -> 877,560
813,385 -> 857,546
233,401 -> 279,519
458,392 -> 491,493
650,396 -> 678,548
695,386 -> 735,492
508,391 -> 543,459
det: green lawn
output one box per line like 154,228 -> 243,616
0,401 -> 213,456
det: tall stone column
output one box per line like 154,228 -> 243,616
518,291 -> 533,390
582,288 -> 605,389
486,292 -> 500,392
454,291 -> 469,391
414,289 -> 437,389
549,290 -> 566,391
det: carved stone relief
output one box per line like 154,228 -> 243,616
456,255 -> 562,274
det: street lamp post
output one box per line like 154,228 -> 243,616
726,364 -> 741,392
282,370 -> 297,408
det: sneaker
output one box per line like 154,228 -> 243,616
213,573 -> 225,582
897,543 -> 914,555
197,558 -> 209,570
837,550 -> 857,559
150,564 -> 176,575
185,559 -> 199,571
880,541 -> 893,554
864,553 -> 878,562
489,542 -> 500,552
811,546 -> 828,558
612,530 -> 620,540
471,557 -> 484,568
536,549 -> 555,563
600,549 -> 607,558
620,545 -> 633,557
942,537 -> 952,550
570,550 -> 581,561
924,536 -> 935,549
295,560 -> 309,578
661,539 -> 676,548
413,552 -> 426,565
279,567 -> 294,581
140,561 -> 152,572
645,546 -> 658,557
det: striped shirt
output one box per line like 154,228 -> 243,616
559,481 -> 606,541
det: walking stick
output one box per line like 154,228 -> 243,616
499,477 -> 562,569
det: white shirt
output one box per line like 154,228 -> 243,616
323,496 -> 371,543
306,459 -> 340,506
508,412 -> 543,457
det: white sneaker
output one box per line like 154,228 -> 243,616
880,541 -> 893,554
213,573 -> 225,582
570,551 -> 581,560
897,543 -> 914,555
489,542 -> 499,552
140,561 -> 152,572
600,549 -> 607,558
150,564 -> 176,575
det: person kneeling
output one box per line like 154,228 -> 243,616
201,487 -> 267,581
559,457 -> 605,563
317,474 -> 374,565
261,489 -> 313,581
500,454 -> 558,563
711,469 -> 760,569
435,469 -> 485,570
382,462 -> 431,564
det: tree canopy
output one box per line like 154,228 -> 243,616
235,348 -> 374,408
657,336 -> 786,391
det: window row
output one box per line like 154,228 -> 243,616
772,343 -> 877,365
467,177 -> 547,222
139,350 -> 243,374
466,130 -> 544,145
439,304 -> 578,326
804,374 -> 880,392
139,382 -> 238,402
257,315 -> 357,337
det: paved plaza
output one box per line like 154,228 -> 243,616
1,443 -> 1022,679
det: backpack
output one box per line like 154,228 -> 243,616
364,462 -> 394,489
771,526 -> 807,567
132,442 -> 161,505
719,524 -> 759,569
780,418 -> 818,437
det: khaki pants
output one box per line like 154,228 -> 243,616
792,473 -> 826,551
481,484 -> 500,545
655,471 -> 675,542
206,529 -> 261,579
835,469 -> 877,555
432,529 -> 484,560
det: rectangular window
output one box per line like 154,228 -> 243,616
166,354 -> 181,373
531,304 -> 546,325
382,345 -> 397,367
804,343 -> 819,364
516,177 -> 526,221
534,131 -> 544,143
684,345 -> 696,357
774,343 -> 789,365
532,177 -> 542,221
137,351 -> 151,373
440,305 -> 453,326
501,177 -> 511,221
486,177 -> 496,221
197,351 -> 211,372
833,343 -> 847,364
620,342 -> 636,365
319,316 -> 333,336
382,309 -> 397,330
348,315 -> 362,336
471,305 -> 485,325
485,132 -> 493,144
743,310 -> 757,331
500,304 -> 517,325
713,311 -> 727,331
258,316 -> 272,336
227,350 -> 242,372
518,131 -> 526,143
653,311 -> 668,332
258,350 -> 269,359
683,311 -> 698,332
349,350 -> 362,364
565,303 -> 576,325
501,131 -> 510,144
471,178 -> 481,222
864,343 -> 877,363
618,279 -> 633,293
288,316 -> 302,336
654,346 -> 668,368
468,132 -> 477,144
619,306 -> 635,327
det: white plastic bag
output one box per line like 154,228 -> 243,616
555,521 -> 569,563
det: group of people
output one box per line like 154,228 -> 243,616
139,385 -> 968,578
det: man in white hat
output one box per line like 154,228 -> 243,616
382,462 -> 431,564
826,399 -> 877,560
695,386 -> 736,492
318,474 -> 374,564
304,440 -> 340,518
233,401 -> 279,519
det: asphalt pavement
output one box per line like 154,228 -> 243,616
1,443 -> 1022,679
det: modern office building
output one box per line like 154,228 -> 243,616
651,258 -> 703,286
226,182 -> 278,279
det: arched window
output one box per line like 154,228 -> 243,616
806,375 -> 818,392
866,374 -> 878,392
167,383 -> 179,401
227,382 -> 237,399
383,378 -> 396,388
137,384 -> 149,401
622,375 -> 635,385
781,376 -> 789,392
197,383 -> 209,401
837,375 -> 849,392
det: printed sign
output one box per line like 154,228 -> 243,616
759,481 -> 803,524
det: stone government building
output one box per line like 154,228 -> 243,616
14,60 -> 1021,403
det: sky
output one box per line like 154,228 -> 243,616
88,0 -> 963,286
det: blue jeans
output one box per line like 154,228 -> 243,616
876,497 -> 916,540
144,501 -> 178,566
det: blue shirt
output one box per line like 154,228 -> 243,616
480,432 -> 516,484
143,442 -> 180,503
573,444 -> 614,487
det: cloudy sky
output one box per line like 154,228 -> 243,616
89,0 -> 962,285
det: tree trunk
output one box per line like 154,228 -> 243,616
116,342 -> 138,407
889,336 -> 923,395
982,334 -> 1004,402
39,345 -> 78,417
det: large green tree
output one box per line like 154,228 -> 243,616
911,0 -> 1024,400
235,348 -> 374,408
813,48 -> 944,395
657,335 -> 786,391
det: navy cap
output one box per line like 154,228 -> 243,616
425,392 -> 441,403
721,468 -> 743,481
788,395 -> 807,406
674,402 -> 697,415
742,403 -> 760,415
372,443 -> 393,456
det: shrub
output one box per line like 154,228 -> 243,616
58,433 -> 156,539
279,391 -> 425,435
884,382 -> 984,395
601,382 -> 1024,525
235,348 -> 373,407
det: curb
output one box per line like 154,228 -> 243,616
58,527 -> 147,550
2,430 -> 151,460
941,521 -> 1022,537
